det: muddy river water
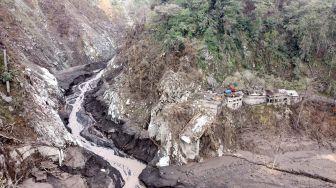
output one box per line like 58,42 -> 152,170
66,59 -> 145,188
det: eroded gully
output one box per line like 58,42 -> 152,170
65,58 -> 145,188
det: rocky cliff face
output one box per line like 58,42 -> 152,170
23,66 -> 74,147
0,0 -> 131,147
0,0 -> 145,186
0,0 -> 119,70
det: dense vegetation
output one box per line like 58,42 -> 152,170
149,0 -> 336,95
0,52 -> 14,83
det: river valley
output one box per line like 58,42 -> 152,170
0,0 -> 336,187
65,58 -> 145,188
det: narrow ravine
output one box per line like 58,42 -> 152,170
66,58 -> 146,188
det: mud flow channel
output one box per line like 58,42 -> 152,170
65,58 -> 145,188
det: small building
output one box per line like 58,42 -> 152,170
266,89 -> 301,106
201,90 -> 225,115
198,99 -> 223,116
266,89 -> 288,105
285,90 -> 301,104
243,87 -> 267,105
224,91 -> 243,110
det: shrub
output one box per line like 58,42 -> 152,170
1,71 -> 14,82
0,176 -> 7,188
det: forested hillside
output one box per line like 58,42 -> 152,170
150,0 -> 336,96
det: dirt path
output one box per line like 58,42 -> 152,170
308,94 -> 335,104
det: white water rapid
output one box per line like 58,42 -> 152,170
66,59 -> 145,188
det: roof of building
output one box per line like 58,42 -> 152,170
266,89 -> 299,97
245,88 -> 266,96
225,91 -> 243,98
285,90 -> 299,97
266,89 -> 287,97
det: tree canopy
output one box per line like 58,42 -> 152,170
151,0 -> 336,87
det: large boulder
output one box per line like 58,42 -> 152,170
24,66 -> 74,147
147,71 -> 225,166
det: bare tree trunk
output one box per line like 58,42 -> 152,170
295,86 -> 308,129
3,49 -> 10,95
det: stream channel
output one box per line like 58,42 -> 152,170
65,58 -> 145,188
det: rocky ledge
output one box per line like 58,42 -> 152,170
83,79 -> 159,163
1,146 -> 124,188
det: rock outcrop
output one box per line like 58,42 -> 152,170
147,71 -> 225,166
0,0 -> 144,145
0,0 -> 119,70
84,75 -> 159,163
0,0 -> 133,147
2,146 -> 125,188
24,66 -> 74,147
